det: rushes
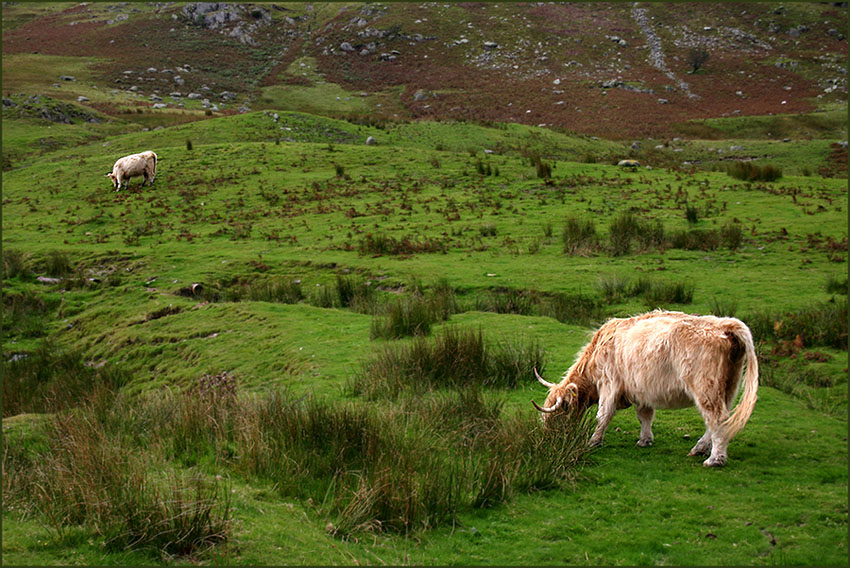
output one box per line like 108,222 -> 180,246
352,327 -> 544,398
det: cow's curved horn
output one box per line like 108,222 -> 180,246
532,396 -> 563,413
534,367 -> 556,389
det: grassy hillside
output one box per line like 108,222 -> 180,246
2,108 -> 847,565
2,1 -> 847,565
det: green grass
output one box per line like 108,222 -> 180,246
2,106 -> 847,565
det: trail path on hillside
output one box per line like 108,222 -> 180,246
631,3 -> 698,99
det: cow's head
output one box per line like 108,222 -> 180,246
105,172 -> 118,189
531,368 -> 578,420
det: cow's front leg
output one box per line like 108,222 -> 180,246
590,393 -> 617,447
635,405 -> 655,447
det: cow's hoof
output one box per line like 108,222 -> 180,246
688,445 -> 710,457
702,456 -> 727,467
636,439 -> 653,447
589,439 -> 603,448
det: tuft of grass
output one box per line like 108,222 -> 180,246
244,277 -> 304,304
1,338 -> 130,417
745,298 -> 848,349
562,216 -> 600,256
643,280 -> 695,308
726,161 -> 783,182
371,295 -> 434,339
2,249 -> 31,279
42,250 -> 74,277
3,410 -> 232,556
539,292 -> 604,326
825,275 -> 848,295
351,327 -> 544,399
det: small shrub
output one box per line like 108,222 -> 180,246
186,138 -> 193,151
333,162 -> 345,178
685,205 -> 699,224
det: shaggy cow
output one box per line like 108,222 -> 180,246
532,310 -> 758,467
617,159 -> 640,169
106,151 -> 157,191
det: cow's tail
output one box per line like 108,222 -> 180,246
721,319 -> 759,440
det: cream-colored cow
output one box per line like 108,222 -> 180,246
106,151 -> 157,191
533,310 -> 759,467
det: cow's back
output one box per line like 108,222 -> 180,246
605,311 -> 707,408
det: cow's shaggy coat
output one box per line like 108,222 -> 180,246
106,151 -> 157,191
533,310 -> 758,466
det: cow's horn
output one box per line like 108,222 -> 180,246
534,367 -> 556,388
532,396 -> 563,413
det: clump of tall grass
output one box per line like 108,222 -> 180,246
351,327 -> 545,399
245,277 -> 304,304
2,338 -> 130,417
475,288 -> 537,315
41,250 -> 74,277
358,233 -> 447,256
539,292 -> 604,326
596,274 -> 693,307
720,221 -> 744,250
669,228 -> 721,251
309,275 -> 377,313
727,161 -> 783,182
371,295 -> 434,339
2,249 -> 31,279
643,280 -> 695,307
562,216 -> 600,255
1,288 -> 60,339
710,296 -> 738,317
608,212 -> 665,256
744,298 -> 847,349
825,275 -> 848,295
3,411 -> 232,556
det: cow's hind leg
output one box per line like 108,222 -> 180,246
692,394 -> 731,467
636,405 -> 655,447
688,431 -> 711,456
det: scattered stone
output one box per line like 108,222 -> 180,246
60,75 -> 75,81
77,95 -> 89,102
187,92 -> 202,99
340,41 -> 355,52
152,103 -> 167,109
365,136 -> 376,145
483,41 -> 498,50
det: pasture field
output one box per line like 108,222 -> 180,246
2,109 -> 847,566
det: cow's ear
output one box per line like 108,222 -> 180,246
565,383 -> 579,400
